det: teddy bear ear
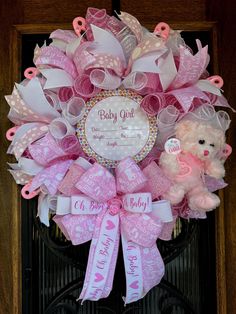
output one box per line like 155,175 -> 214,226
215,128 -> 226,149
175,120 -> 197,140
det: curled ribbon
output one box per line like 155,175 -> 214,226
54,157 -> 173,304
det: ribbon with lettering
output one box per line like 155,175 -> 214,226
53,157 -> 173,304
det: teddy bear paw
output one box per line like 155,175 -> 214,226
164,185 -> 185,205
206,161 -> 225,179
188,192 -> 220,212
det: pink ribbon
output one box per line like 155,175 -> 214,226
85,8 -> 110,41
50,29 -> 78,44
166,86 -> 210,112
85,7 -> 125,42
117,11 -> 143,43
74,74 -> 101,98
140,93 -> 166,116
30,159 -> 73,195
29,132 -> 66,166
54,157 -> 172,304
59,135 -> 83,155
58,87 -> 74,102
35,46 -> 78,79
169,44 -> 209,90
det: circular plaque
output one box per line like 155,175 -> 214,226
77,89 -> 157,167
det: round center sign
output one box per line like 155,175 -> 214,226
77,89 -> 157,167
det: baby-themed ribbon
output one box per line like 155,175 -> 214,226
35,45 -> 78,79
53,157 -> 173,304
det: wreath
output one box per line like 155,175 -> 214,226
6,7 -> 233,304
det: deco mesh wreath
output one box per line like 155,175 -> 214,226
6,7 -> 234,304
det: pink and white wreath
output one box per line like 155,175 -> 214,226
5,7 -> 233,304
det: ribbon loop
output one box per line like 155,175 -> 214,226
76,163 -> 116,202
116,157 -> 147,193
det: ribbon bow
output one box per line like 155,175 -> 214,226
54,157 -> 173,304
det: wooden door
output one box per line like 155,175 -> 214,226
1,1 -> 236,313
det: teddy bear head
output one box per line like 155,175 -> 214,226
175,119 -> 226,161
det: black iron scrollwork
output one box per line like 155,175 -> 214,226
158,280 -> 196,314
158,218 -> 198,264
44,278 -> 83,314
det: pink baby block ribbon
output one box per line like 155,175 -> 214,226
54,157 -> 173,304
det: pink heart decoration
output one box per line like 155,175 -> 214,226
106,220 -> 115,230
95,273 -> 104,282
129,280 -> 139,289
178,160 -> 192,177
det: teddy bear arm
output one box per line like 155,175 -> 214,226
205,159 -> 225,179
159,152 -> 180,175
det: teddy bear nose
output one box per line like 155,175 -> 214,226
204,150 -> 209,156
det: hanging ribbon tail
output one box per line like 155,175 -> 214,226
122,197 -> 171,304
121,223 -> 165,305
140,243 -> 165,295
79,210 -> 120,302
121,234 -> 165,304
122,234 -> 164,305
121,233 -> 143,304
